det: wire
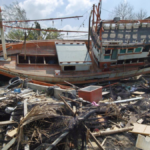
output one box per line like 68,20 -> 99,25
3,16 -> 83,23
4,25 -> 88,33
102,8 -> 113,14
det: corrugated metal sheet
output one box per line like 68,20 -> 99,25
55,43 -> 92,65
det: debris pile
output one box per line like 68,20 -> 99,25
0,76 -> 150,150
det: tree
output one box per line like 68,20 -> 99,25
6,26 -> 61,40
42,28 -> 61,40
135,9 -> 147,20
34,21 -> 41,38
6,29 -> 25,40
3,2 -> 61,40
113,2 -> 135,20
2,1 -> 28,28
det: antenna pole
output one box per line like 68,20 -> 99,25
0,7 -> 7,60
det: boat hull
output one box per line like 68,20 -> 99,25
0,66 -> 150,84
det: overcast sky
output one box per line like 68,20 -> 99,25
0,0 -> 150,39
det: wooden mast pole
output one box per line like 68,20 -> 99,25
0,7 -> 7,60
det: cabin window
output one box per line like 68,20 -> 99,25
19,56 -> 29,64
104,55 -> 110,59
135,47 -> 141,53
139,58 -> 145,62
143,46 -> 149,52
105,50 -> 111,54
128,48 -> 134,53
126,59 -> 131,64
64,66 -> 75,71
111,62 -> 117,66
132,59 -> 138,63
30,56 -> 44,64
18,55 -> 58,65
120,49 -> 126,54
111,49 -> 118,60
117,60 -> 124,64
45,56 -> 58,64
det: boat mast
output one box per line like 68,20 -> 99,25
0,7 -> 7,60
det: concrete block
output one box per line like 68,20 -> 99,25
27,83 -> 49,92
54,88 -> 76,99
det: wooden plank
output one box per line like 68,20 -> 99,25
133,91 -> 145,95
130,123 -> 150,135
7,128 -> 18,138
0,121 -> 17,126
24,99 -> 30,150
136,134 -> 150,150
102,92 -> 109,95
2,138 -> 16,150
24,99 -> 28,116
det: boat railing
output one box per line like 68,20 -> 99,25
60,61 -> 92,64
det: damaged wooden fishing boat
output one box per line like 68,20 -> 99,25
0,0 -> 150,84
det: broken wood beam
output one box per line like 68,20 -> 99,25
2,138 -> 16,150
93,126 -> 133,136
64,80 -> 79,89
84,124 -> 104,150
0,121 -> 18,126
61,96 -> 81,104
45,131 -> 69,150
141,77 -> 149,84
59,95 -> 75,115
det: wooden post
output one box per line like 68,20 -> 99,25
92,4 -> 95,28
79,102 -> 82,113
24,99 -> 30,150
0,7 -> 7,60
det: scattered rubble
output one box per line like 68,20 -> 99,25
0,75 -> 150,150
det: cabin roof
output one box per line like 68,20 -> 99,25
55,42 -> 92,65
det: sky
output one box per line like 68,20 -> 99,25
0,0 -> 150,39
